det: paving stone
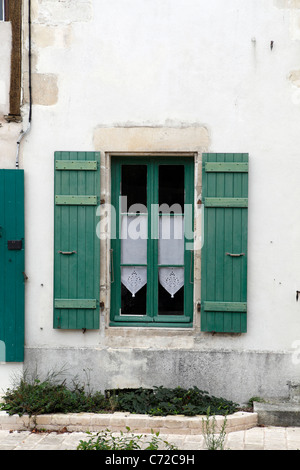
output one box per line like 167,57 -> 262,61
224,430 -> 245,450
244,443 -> 264,450
0,426 -> 299,450
287,440 -> 300,450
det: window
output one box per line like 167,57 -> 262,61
0,0 -> 8,21
110,156 -> 194,327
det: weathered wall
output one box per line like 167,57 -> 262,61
23,347 -> 300,404
2,0 -> 300,402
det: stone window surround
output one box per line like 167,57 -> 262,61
93,125 -> 210,332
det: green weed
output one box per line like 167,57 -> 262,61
77,427 -> 177,451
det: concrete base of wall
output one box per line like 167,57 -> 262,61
21,347 -> 300,405
254,400 -> 300,427
254,381 -> 300,426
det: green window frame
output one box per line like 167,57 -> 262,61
110,156 -> 194,328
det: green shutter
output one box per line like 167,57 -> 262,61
54,151 -> 100,329
0,170 -> 25,361
201,153 -> 248,333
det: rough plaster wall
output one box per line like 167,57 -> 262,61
35,0 -> 92,25
21,0 -> 90,107
20,0 -> 300,351
2,0 -> 300,398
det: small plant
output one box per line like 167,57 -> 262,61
0,369 -> 109,417
248,396 -> 265,407
202,407 -> 228,451
0,369 -> 239,420
77,427 -> 177,451
106,386 -> 238,416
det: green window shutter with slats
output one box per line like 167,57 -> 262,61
0,170 -> 25,361
54,151 -> 100,329
201,153 -> 248,333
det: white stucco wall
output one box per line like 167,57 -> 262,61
1,0 -> 300,401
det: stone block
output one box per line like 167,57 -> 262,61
147,416 -> 166,429
124,414 -> 150,431
35,414 -> 53,426
89,414 -> 112,429
68,413 -> 92,426
162,416 -> 187,429
31,73 -> 58,106
49,413 -> 72,426
186,416 -> 202,431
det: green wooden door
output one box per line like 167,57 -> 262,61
54,151 -> 101,329
0,170 -> 25,362
201,153 -> 248,333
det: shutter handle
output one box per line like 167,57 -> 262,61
226,252 -> 245,257
110,249 -> 114,283
58,251 -> 77,255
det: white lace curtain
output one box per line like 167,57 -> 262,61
121,215 -> 184,298
121,215 -> 147,297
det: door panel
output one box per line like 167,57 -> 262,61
0,170 -> 25,362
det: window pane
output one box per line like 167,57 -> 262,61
159,165 -> 184,212
121,284 -> 147,315
121,215 -> 147,265
158,268 -> 184,315
121,267 -> 147,315
158,215 -> 184,265
0,1 -> 3,21
121,165 -> 147,212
